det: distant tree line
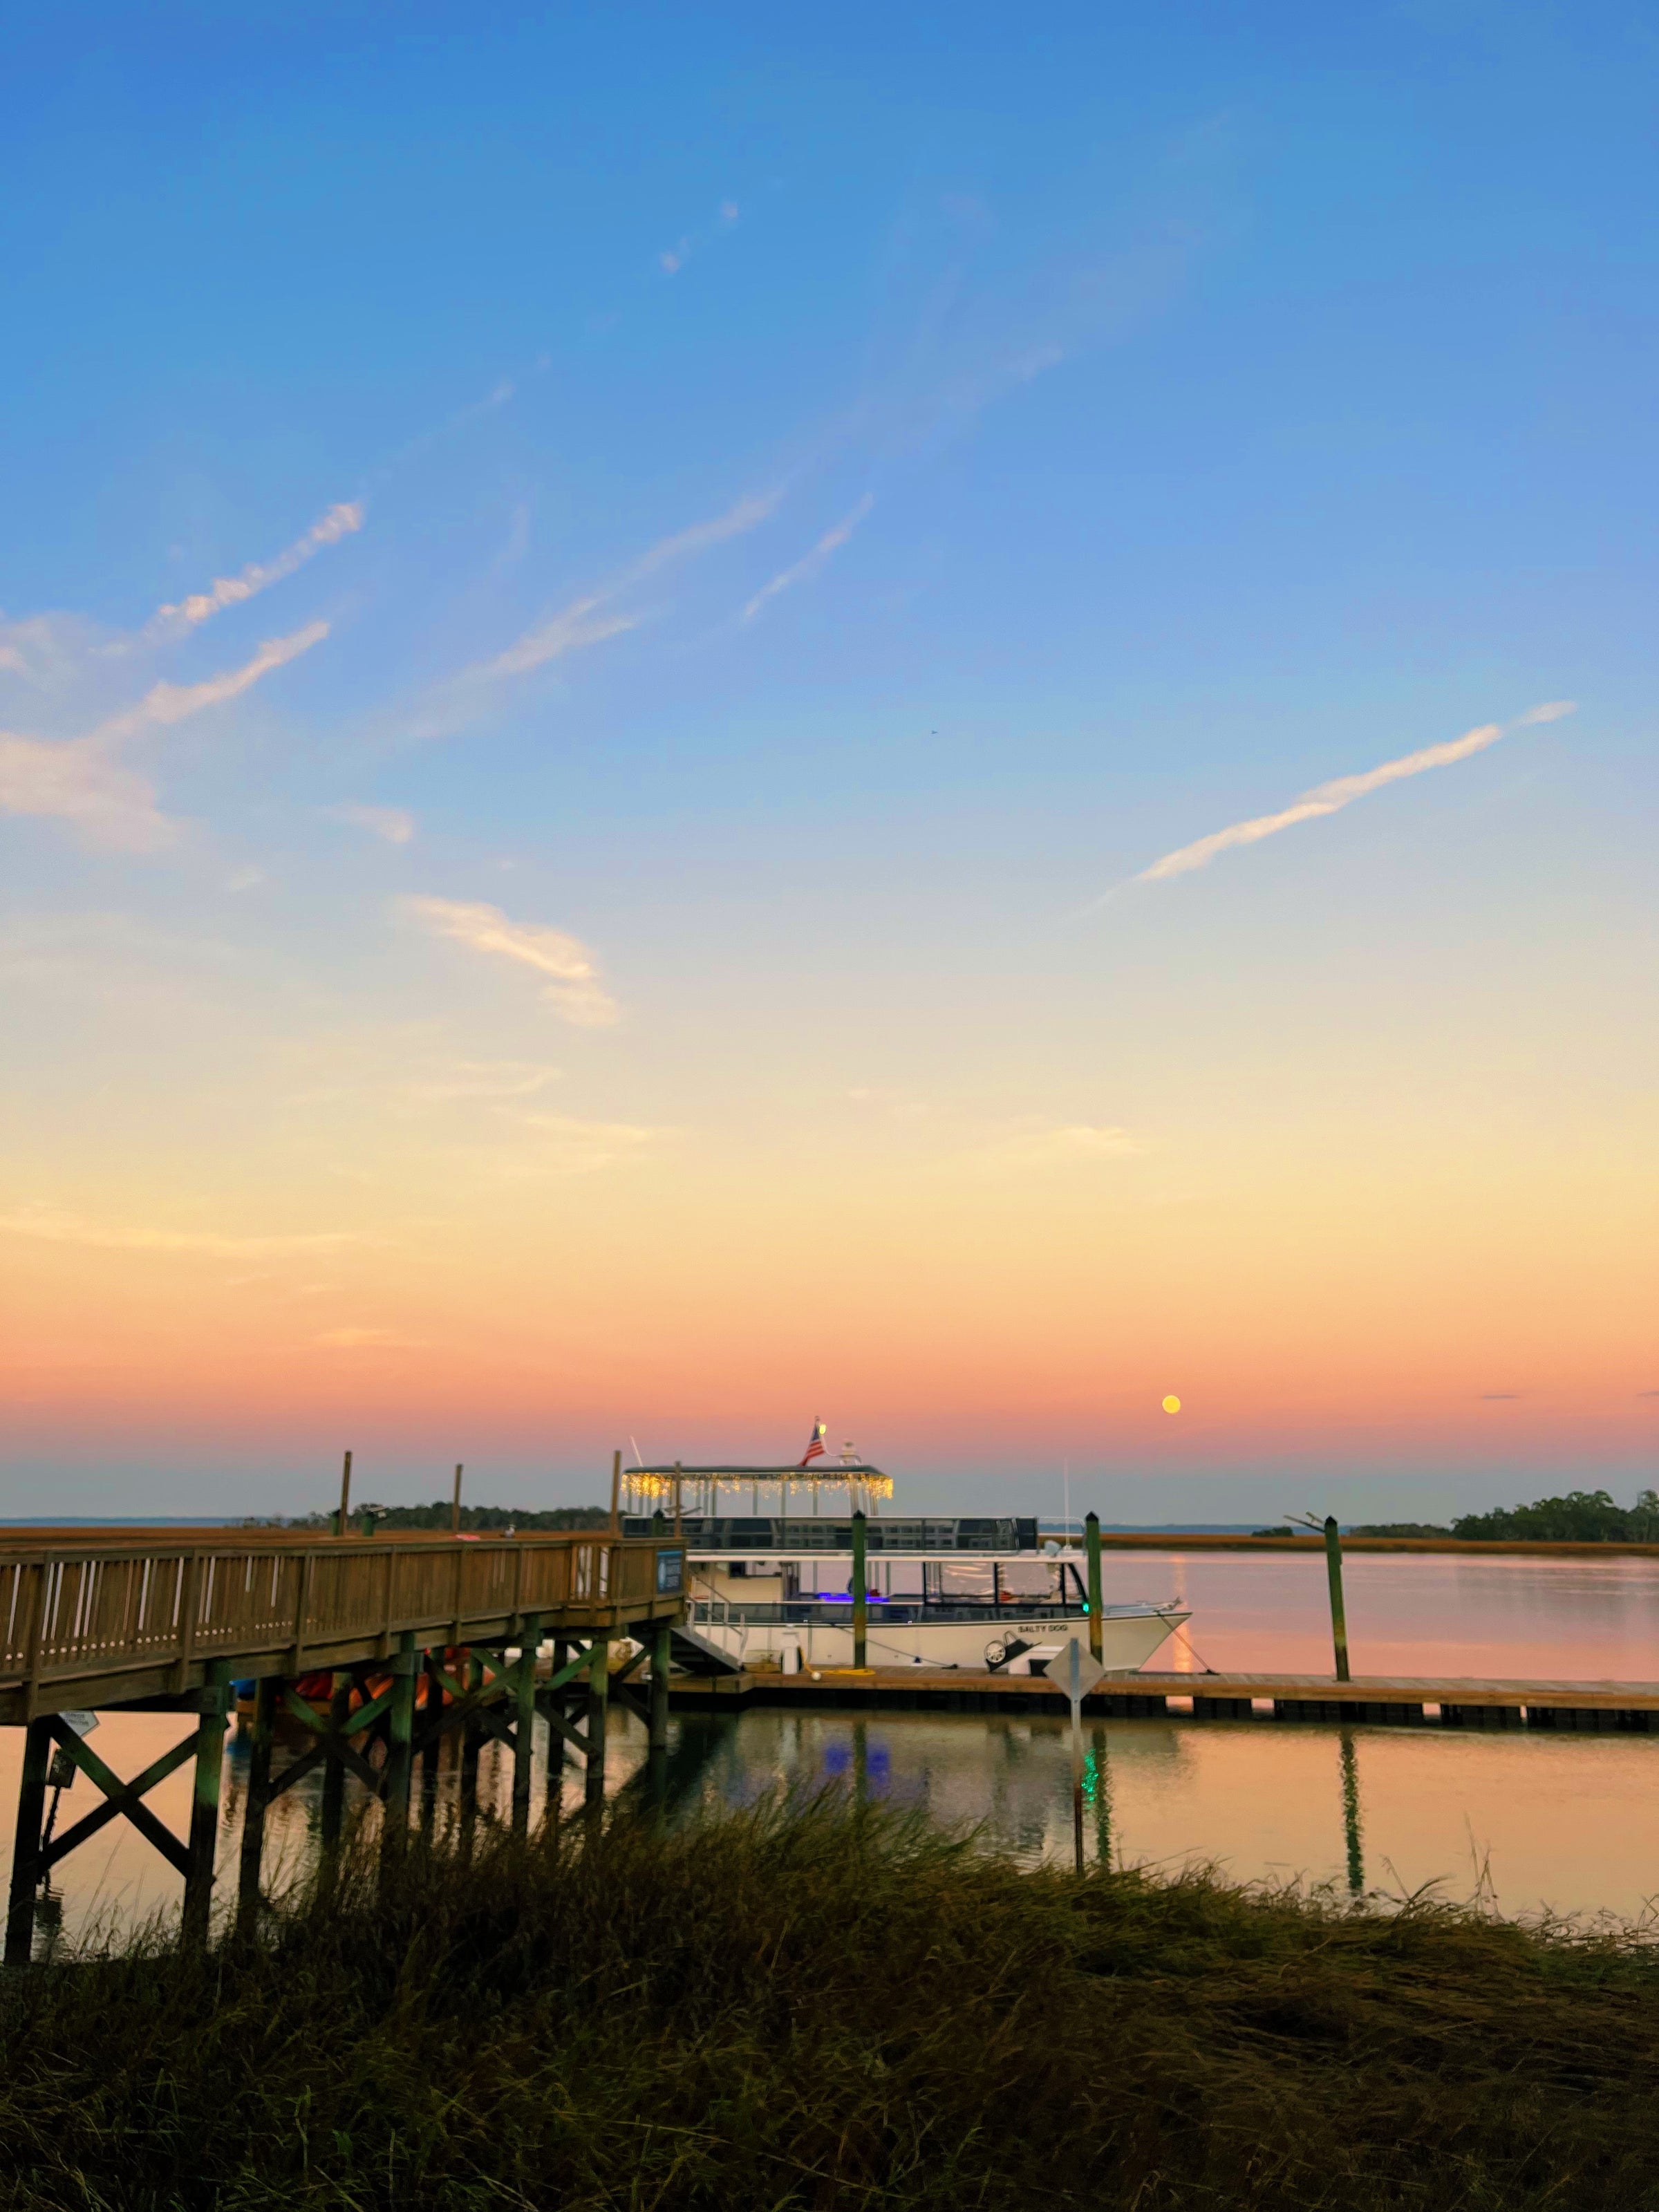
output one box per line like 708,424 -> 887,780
1349,1489 -> 1659,1542
239,1503 -> 612,1533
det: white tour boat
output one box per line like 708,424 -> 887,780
619,1459 -> 1188,1676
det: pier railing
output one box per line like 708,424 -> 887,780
0,1533 -> 684,1721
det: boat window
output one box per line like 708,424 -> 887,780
999,1561 -> 1058,1599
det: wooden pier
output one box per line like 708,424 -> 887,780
0,1526 -> 686,1963
669,1665 -> 1659,1731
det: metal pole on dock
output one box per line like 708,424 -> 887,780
336,1450 -> 353,1538
451,1462 -> 463,1535
1324,1517 -> 1351,1683
851,1509 -> 868,1668
1085,1512 -> 1104,1665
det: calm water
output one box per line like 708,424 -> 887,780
9,1550 -> 1659,1945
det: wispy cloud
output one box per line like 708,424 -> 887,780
402,895 -> 619,1026
1134,702 -> 1577,885
514,1114 -> 661,1172
659,198 -> 740,276
0,735 -> 175,850
91,622 -> 329,745
466,487 -> 780,687
326,803 -> 416,845
0,1206 -> 362,1257
962,1123 -> 1141,1172
742,494 -> 874,624
397,1060 -> 562,1104
475,597 -> 642,683
144,503 -> 362,640
0,623 -> 332,850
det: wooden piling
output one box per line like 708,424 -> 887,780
382,1633 -> 418,1838
852,1509 -> 868,1669
608,1450 -> 621,1535
1324,1517 -> 1351,1683
451,1462 -> 463,1535
335,1449 -> 353,1539
420,1652 -> 442,1835
545,1638 -> 568,1816
512,1614 -> 541,1835
1085,1512 -> 1104,1665
4,1717 -> 53,1967
319,1674 -> 351,1850
650,1620 -> 671,1752
585,1637 -> 610,1813
182,1666 -> 229,1949
236,1674 -> 279,1938
458,1653 -> 483,1858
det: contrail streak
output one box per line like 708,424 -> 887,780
1136,701 -> 1575,883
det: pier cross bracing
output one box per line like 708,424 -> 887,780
0,1527 -> 686,1963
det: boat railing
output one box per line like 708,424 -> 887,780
686,1599 -> 1168,1629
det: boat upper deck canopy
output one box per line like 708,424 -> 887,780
620,1513 -> 1041,1553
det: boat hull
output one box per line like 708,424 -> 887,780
685,1606 -> 1188,1674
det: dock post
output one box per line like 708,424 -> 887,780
545,1639 -> 568,1817
1323,1517 -> 1351,1683
335,1448 -> 353,1539
1085,1512 -> 1104,1665
458,1653 -> 483,1859
236,1675 -> 279,1939
320,1673 -> 351,1851
419,1651 -> 442,1837
512,1614 -> 541,1836
4,1717 -> 53,1967
182,1665 -> 230,1949
584,1636 -> 610,1816
852,1509 -> 868,1668
383,1633 -> 418,1841
650,1619 -> 672,1753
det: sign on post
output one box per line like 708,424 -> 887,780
1043,1640 -> 1106,1705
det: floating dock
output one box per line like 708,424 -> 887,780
668,1667 -> 1659,1731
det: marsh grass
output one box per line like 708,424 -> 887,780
1,1791 -> 1657,2209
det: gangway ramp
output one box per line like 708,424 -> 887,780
669,1621 -> 744,1676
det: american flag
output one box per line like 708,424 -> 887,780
798,1418 -> 827,1466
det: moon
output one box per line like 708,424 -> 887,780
1161,1395 -> 1181,1415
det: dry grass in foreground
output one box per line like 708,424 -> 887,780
1,1792 -> 1656,2209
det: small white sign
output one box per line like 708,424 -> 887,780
1042,1639 -> 1107,1703
58,1711 -> 100,1737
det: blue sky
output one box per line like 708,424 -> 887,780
1,4 -> 1654,1518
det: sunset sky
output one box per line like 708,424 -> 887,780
2,6 -> 1654,1521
